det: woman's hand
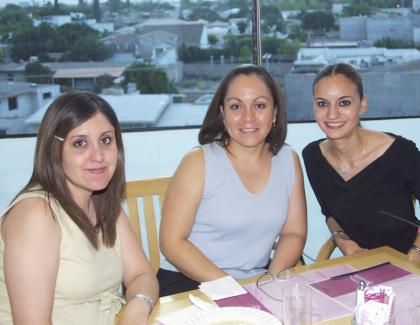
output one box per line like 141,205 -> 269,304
408,247 -> 420,267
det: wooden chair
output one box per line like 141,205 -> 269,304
125,176 -> 172,273
315,237 -> 336,262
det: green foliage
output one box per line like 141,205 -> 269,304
278,39 -> 302,56
262,11 -> 285,33
94,74 -> 115,93
11,23 -> 66,61
9,21 -> 110,62
236,21 -> 247,34
24,61 -> 53,84
58,22 -> 99,44
302,11 -> 335,31
342,4 -> 374,16
63,35 -> 111,61
0,4 -> 33,35
288,25 -> 308,42
239,45 -> 252,64
208,34 -> 219,46
123,64 -> 177,94
189,7 -> 219,21
374,37 -> 415,49
93,0 -> 101,22
133,0 -> 175,11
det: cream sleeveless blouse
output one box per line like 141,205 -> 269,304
0,189 -> 124,325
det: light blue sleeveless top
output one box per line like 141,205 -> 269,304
161,142 -> 295,279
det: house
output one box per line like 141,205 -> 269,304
48,62 -> 130,91
134,18 -> 209,49
25,93 -> 173,132
138,31 -> 178,66
0,81 -> 60,134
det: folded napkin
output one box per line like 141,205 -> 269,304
156,305 -> 201,325
199,275 -> 247,300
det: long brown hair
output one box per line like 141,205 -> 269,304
15,91 -> 125,249
198,64 -> 287,155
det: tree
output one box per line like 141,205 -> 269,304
236,21 -> 247,34
11,23 -> 66,61
63,35 -> 111,61
302,11 -> 335,32
239,45 -> 251,63
93,0 -> 101,22
208,34 -> 218,46
342,4 -> 374,16
94,74 -> 115,93
24,61 -> 53,84
0,4 -> 33,35
123,64 -> 177,94
374,37 -> 414,49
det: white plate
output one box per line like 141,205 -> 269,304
184,306 -> 282,325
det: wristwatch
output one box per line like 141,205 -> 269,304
412,244 -> 420,253
331,230 -> 347,244
133,293 -> 154,312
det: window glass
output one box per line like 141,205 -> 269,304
8,97 -> 17,110
0,0 -> 253,136
260,0 -> 420,122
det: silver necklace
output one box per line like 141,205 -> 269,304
329,138 -> 367,175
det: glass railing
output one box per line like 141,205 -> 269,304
1,117 -> 419,262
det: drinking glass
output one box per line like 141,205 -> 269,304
282,282 -> 312,325
412,305 -> 420,325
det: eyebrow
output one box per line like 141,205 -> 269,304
224,95 -> 271,102
315,96 -> 354,101
67,130 -> 115,139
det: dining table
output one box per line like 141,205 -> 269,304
148,246 -> 420,325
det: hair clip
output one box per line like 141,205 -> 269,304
54,135 -> 64,142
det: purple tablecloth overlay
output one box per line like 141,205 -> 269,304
215,263 -> 419,324
153,263 -> 420,325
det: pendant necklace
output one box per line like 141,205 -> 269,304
330,137 -> 367,175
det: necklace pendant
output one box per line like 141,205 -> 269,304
339,163 -> 350,174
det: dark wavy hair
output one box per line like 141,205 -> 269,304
313,63 -> 364,100
14,91 -> 125,249
198,64 -> 287,155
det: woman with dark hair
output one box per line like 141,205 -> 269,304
302,63 -> 420,261
0,92 -> 158,324
158,64 -> 307,296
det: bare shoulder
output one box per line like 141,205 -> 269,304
174,147 -> 204,179
366,130 -> 395,150
2,196 -> 59,240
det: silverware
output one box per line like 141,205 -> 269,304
329,262 -> 391,280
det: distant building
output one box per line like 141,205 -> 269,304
134,18 -> 209,49
0,81 -> 60,134
24,93 -> 206,132
339,14 -> 420,44
293,47 -> 420,72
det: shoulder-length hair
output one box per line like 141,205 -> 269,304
198,64 -> 287,155
17,91 -> 125,249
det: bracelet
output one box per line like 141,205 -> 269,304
331,230 -> 346,243
412,245 -> 420,254
131,293 -> 154,312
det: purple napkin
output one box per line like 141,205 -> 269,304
213,288 -> 271,313
311,263 -> 410,298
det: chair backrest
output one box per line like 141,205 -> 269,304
125,177 -> 171,273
